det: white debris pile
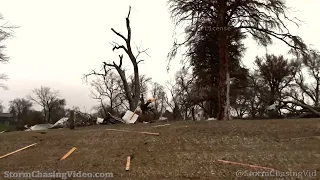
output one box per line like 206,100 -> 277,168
267,104 -> 277,111
25,124 -> 54,131
122,110 -> 139,124
96,117 -> 104,124
53,117 -> 69,128
25,117 -> 69,131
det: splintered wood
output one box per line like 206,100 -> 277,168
0,143 -> 37,159
217,159 -> 276,171
60,147 -> 77,160
105,129 -> 160,136
125,156 -> 131,171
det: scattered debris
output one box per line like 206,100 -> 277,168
158,117 -> 168,121
217,159 -> 276,171
153,124 -> 170,128
25,124 -> 54,131
122,110 -> 139,124
0,131 -> 5,133
0,143 -> 37,159
53,117 -> 68,128
125,156 -> 131,171
108,113 -> 126,124
60,147 -> 77,160
206,117 -> 217,121
96,117 -> 104,124
105,129 -> 160,136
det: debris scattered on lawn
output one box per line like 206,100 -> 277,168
108,113 -> 126,124
122,110 -> 139,124
217,159 -> 275,171
0,143 -> 37,159
60,147 -> 77,160
105,129 -> 160,136
54,117 -> 69,128
96,117 -> 104,124
25,124 -> 54,131
25,117 -> 70,131
153,124 -> 170,127
125,156 -> 131,171
158,117 -> 168,121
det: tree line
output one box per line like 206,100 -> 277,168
2,1 -> 320,124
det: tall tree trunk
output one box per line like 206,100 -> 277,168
218,33 -> 228,120
225,72 -> 231,120
100,99 -> 108,117
48,109 -> 52,123
217,0 -> 228,120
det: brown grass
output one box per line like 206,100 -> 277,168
0,119 -> 320,179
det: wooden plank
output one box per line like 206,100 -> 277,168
0,143 -> 37,159
153,124 -> 170,128
60,147 -> 77,160
125,156 -> 131,171
217,159 -> 275,171
105,129 -> 160,136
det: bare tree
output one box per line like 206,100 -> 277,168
255,54 -> 299,104
106,6 -> 149,110
85,6 -> 149,111
9,98 -> 33,127
151,82 -> 167,118
175,66 -> 197,120
294,49 -> 320,106
0,14 -> 17,90
87,70 -> 124,116
0,73 -> 8,90
165,79 -> 182,120
28,86 -> 65,123
0,13 -> 16,62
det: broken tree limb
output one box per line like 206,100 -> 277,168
108,112 -> 126,124
130,102 -> 141,120
217,160 -> 276,171
105,129 -> 160,136
60,147 -> 77,160
125,156 -> 131,171
0,143 -> 37,159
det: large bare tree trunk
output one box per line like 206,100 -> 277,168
107,6 -> 144,111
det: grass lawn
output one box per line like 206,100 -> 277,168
0,124 -> 16,132
0,119 -> 319,179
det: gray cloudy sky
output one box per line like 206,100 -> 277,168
0,0 -> 319,112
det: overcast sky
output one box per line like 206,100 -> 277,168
0,0 -> 319,112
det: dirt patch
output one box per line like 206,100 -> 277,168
0,119 -> 320,179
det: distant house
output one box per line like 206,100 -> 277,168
0,113 -> 15,125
